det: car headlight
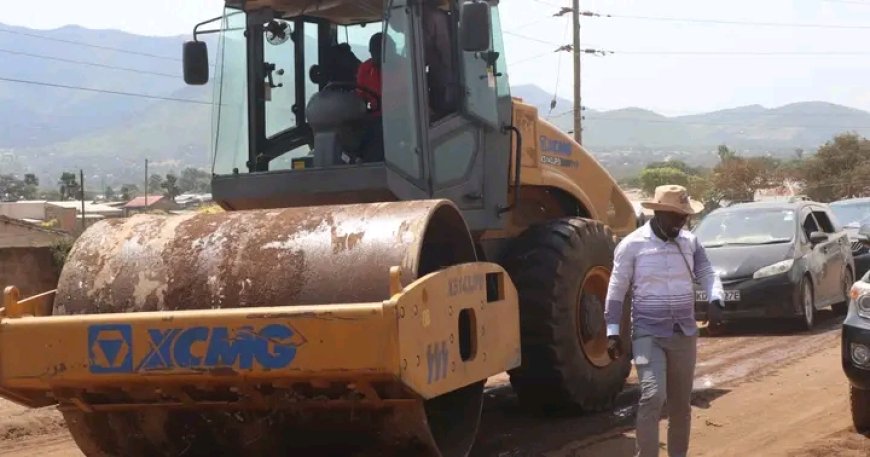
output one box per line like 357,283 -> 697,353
753,259 -> 794,279
851,281 -> 870,319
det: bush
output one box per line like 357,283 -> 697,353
49,238 -> 75,269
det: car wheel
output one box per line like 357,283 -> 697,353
850,385 -> 870,434
798,277 -> 814,331
832,269 -> 853,315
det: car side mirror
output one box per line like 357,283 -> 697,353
183,41 -> 209,85
809,231 -> 829,245
460,1 -> 491,52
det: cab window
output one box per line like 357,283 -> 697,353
422,1 -> 460,123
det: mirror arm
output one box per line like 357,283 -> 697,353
193,15 -> 226,41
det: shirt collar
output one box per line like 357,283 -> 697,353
642,220 -> 689,241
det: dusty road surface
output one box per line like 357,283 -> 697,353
1,310 -> 867,456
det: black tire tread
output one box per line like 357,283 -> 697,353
501,217 -> 632,413
851,385 -> 870,434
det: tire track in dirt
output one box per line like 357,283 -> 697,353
471,312 -> 845,456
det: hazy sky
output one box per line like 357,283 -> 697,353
5,0 -> 870,115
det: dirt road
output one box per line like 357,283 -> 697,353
1,310 -> 867,456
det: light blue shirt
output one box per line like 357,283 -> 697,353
604,221 -> 724,338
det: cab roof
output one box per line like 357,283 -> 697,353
225,0 -> 451,25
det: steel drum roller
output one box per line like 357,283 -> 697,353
54,200 -> 485,457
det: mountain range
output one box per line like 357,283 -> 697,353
2,22 -> 870,187
514,85 -> 870,151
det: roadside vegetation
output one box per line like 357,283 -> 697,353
622,132 -> 870,215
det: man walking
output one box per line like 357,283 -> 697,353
604,185 -> 725,457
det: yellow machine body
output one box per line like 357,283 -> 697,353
0,262 -> 519,410
510,99 -> 637,238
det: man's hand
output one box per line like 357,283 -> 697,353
707,299 -> 725,327
607,335 -> 623,360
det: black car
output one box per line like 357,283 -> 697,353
842,268 -> 870,433
830,197 -> 870,279
693,200 -> 855,331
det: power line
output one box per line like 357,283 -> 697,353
548,46 -> 867,56
506,46 -> 609,67
0,76 -> 211,105
546,15 -> 572,118
0,48 -> 181,78
503,30 -> 563,46
529,44 -> 870,55
611,50 -> 870,55
531,0 -> 567,9
505,8 -> 566,31
547,103 -> 870,118
547,110 -> 870,128
0,27 -> 182,62
504,30 -> 868,57
584,11 -> 870,30
507,51 -> 554,66
510,16 -> 561,31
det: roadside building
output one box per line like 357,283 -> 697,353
122,195 -> 181,216
0,215 -> 72,299
0,200 -> 123,234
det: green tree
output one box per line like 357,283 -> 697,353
687,175 -> 718,208
179,167 -> 211,193
58,172 -> 79,201
148,174 -> 164,196
120,184 -> 140,201
718,144 -> 738,163
40,189 -> 62,201
801,133 -> 870,201
161,174 -> 181,201
645,159 -> 703,176
711,156 -> 777,204
639,167 -> 690,196
1,173 -> 39,200
0,175 -> 25,201
105,186 -> 116,201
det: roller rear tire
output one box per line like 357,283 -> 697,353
502,218 -> 632,413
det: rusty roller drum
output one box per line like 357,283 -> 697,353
54,200 -> 484,457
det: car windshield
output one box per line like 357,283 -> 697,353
830,202 -> 870,228
694,209 -> 795,247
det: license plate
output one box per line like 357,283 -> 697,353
695,290 -> 740,302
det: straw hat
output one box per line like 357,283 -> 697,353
641,185 -> 704,215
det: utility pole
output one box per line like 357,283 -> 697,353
79,169 -> 85,231
572,0 -> 583,145
145,158 -> 149,210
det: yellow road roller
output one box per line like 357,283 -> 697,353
0,1 -> 638,455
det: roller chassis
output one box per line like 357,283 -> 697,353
1,261 -> 520,455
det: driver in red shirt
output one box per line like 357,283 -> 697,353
356,33 -> 383,114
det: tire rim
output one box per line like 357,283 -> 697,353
803,281 -> 813,328
576,266 -> 613,368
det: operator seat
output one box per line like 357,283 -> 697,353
306,88 -> 369,167
306,43 -> 370,167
